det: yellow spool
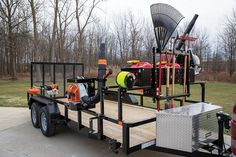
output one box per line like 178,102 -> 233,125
127,59 -> 140,64
116,71 -> 135,88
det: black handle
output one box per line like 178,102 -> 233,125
176,14 -> 199,50
104,68 -> 112,79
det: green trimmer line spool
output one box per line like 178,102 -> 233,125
116,71 -> 136,89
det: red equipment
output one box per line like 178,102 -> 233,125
46,84 -> 58,90
66,84 -> 81,102
130,60 -> 180,69
27,88 -> 40,95
130,61 -> 153,68
232,102 -> 236,156
27,84 -> 58,95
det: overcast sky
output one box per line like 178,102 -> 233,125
99,0 -> 236,43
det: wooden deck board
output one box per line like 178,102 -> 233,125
57,98 -> 156,147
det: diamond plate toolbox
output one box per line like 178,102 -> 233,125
156,103 -> 222,152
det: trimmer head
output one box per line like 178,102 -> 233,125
151,3 -> 184,50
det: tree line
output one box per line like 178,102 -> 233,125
0,0 -> 235,80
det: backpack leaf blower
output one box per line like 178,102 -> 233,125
66,43 -> 112,110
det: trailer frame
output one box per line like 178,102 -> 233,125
27,61 -> 232,156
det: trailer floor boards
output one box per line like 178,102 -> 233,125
57,99 -> 156,147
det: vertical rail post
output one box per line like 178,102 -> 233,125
63,64 -> 66,96
98,80 -> 104,140
98,43 -> 106,115
118,87 -> 123,121
152,47 -> 157,101
77,110 -> 82,129
182,52 -> 187,103
140,95 -> 143,106
217,116 -> 224,155
97,43 -> 106,140
122,123 -> 130,155
186,50 -> 190,96
31,63 -> 33,88
201,82 -> 205,102
42,63 -> 45,96
157,48 -> 162,111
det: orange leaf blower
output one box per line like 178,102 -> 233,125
66,84 -> 81,102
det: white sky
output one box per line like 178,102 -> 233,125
99,0 -> 236,43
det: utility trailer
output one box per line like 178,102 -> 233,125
27,62 -> 232,157
26,3 -> 233,157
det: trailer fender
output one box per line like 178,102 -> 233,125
46,102 -> 60,119
28,96 -> 60,119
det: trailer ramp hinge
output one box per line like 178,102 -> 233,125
108,139 -> 121,154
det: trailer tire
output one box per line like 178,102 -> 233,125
31,102 -> 41,128
39,106 -> 56,137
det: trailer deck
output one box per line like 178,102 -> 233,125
57,98 -> 156,147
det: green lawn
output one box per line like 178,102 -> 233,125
0,79 -> 235,114
0,80 -> 29,107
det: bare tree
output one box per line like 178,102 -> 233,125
212,42 -> 224,73
113,13 -> 129,65
0,0 -> 30,79
57,0 -> 74,62
192,28 -> 210,71
218,10 -> 236,77
75,0 -> 102,62
49,0 -> 59,63
28,0 -> 41,62
28,0 -> 44,80
127,11 -> 142,59
0,16 -> 7,74
142,21 -> 155,62
106,32 -> 117,66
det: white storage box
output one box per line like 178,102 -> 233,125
156,103 -> 222,152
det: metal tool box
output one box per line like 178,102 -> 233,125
156,103 -> 222,152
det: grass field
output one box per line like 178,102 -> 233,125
0,79 -> 235,114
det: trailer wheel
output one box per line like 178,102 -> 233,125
31,102 -> 40,128
39,106 -> 56,137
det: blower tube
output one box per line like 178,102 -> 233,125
176,14 -> 198,50
81,43 -> 107,107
